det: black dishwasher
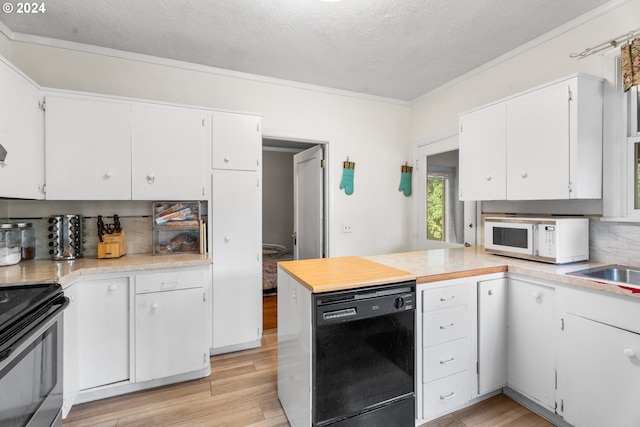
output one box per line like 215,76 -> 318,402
313,280 -> 415,427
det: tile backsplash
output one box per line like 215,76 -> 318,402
590,218 -> 640,267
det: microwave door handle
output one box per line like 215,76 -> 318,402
532,224 -> 538,256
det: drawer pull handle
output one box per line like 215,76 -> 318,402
161,281 -> 178,289
439,323 -> 455,330
440,392 -> 456,400
151,302 -> 159,310
108,285 -> 117,292
440,357 -> 456,365
439,296 -> 455,302
624,348 -> 636,358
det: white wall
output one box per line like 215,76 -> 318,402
5,38 -> 412,257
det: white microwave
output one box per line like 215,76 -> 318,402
483,217 -> 589,264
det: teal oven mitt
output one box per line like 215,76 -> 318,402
340,164 -> 355,195
399,171 -> 412,196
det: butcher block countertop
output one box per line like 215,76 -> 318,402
281,246 -> 640,298
0,253 -> 211,288
277,256 -> 415,293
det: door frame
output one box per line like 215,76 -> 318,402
262,129 -> 331,258
413,134 -> 481,250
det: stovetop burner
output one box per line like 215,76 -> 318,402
0,282 -> 62,331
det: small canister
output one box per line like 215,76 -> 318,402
17,222 -> 35,260
0,223 -> 22,266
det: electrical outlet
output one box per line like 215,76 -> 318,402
342,223 -> 353,233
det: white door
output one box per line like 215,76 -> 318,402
477,278 -> 507,395
293,145 -> 324,260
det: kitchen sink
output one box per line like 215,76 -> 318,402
567,265 -> 640,287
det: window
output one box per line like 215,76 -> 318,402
426,166 -> 458,242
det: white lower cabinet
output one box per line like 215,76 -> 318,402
418,279 -> 477,422
561,314 -> 640,427
62,266 -> 211,418
477,278 -> 507,395
135,268 -> 209,382
507,278 -> 556,411
76,277 -> 130,391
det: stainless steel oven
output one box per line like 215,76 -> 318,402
0,283 -> 69,427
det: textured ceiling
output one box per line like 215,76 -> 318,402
0,0 -> 612,100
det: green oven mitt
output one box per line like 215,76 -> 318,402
340,167 -> 354,195
399,171 -> 412,196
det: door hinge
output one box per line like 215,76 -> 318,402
568,182 -> 573,193
568,86 -> 573,101
257,178 -> 260,187
460,124 -> 463,133
561,399 -> 564,412
204,353 -> 208,364
561,318 -> 565,331
256,123 -> 260,132
39,98 -> 46,111
321,159 -> 326,168
202,186 -> 206,196
202,118 -> 205,127
476,361 -> 479,375
555,369 -> 558,390
42,184 -> 47,194
203,292 -> 207,302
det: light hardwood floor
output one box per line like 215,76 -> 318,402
63,297 -> 552,427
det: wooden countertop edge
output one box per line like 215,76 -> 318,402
417,266 -> 508,284
285,271 -> 417,293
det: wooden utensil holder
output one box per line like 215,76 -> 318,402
98,228 -> 128,259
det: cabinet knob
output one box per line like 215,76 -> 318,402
224,156 -> 230,163
488,289 -> 494,296
151,302 -> 160,310
224,236 -> 231,243
532,291 -> 541,300
103,172 -> 113,180
146,174 -> 156,184
521,171 -> 528,178
624,348 -> 636,358
486,175 -> 492,181
108,284 -> 117,292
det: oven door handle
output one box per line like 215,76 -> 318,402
0,296 -> 69,364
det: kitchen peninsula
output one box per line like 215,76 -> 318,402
278,247 -> 640,427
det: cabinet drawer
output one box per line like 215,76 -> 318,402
136,268 -> 206,294
423,305 -> 469,346
422,371 -> 471,419
423,338 -> 470,383
422,284 -> 471,312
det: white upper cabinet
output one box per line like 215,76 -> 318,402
132,103 -> 206,200
212,111 -> 261,171
459,103 -> 507,200
459,74 -> 603,201
0,58 -> 45,199
45,94 -> 132,200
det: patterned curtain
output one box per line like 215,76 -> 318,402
622,37 -> 640,92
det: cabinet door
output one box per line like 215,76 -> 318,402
506,82 -> 570,200
562,314 -> 640,427
132,104 -> 206,200
507,279 -> 555,410
62,284 -> 79,418
477,278 -> 507,395
212,112 -> 261,171
135,287 -> 207,382
0,60 -> 44,199
45,95 -> 131,200
211,169 -> 261,350
459,103 -> 507,200
77,278 -> 130,390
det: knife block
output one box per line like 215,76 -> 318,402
98,228 -> 128,259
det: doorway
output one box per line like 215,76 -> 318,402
261,136 -> 329,329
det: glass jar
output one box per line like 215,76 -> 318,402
0,223 -> 22,266
17,222 -> 35,260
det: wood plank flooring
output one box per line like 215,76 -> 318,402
64,299 -> 553,427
